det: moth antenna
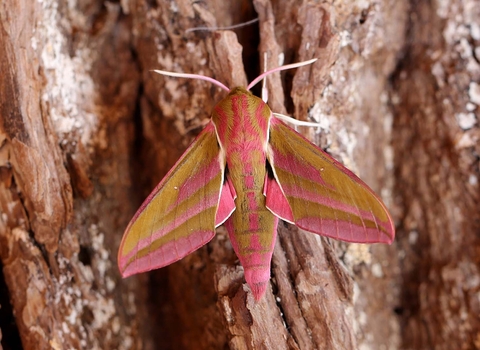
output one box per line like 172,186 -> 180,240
185,18 -> 259,33
247,58 -> 317,91
261,52 -> 269,103
152,70 -> 230,92
273,112 -> 322,130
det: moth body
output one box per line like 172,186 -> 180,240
212,87 -> 278,299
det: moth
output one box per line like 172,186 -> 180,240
118,59 -> 395,300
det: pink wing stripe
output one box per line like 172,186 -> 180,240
296,217 -> 392,244
280,184 -> 387,227
119,122 -> 226,277
264,174 -> 294,222
121,230 -> 215,277
267,117 -> 395,243
271,147 -> 331,189
126,123 -> 220,225
167,157 -> 222,213
121,193 -> 220,264
215,180 -> 236,226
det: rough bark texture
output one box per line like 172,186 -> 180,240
0,0 -> 478,349
392,0 -> 480,348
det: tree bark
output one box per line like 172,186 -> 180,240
0,0 -> 478,349
391,0 -> 480,348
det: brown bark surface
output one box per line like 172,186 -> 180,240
392,1 -> 480,348
0,0 -> 478,349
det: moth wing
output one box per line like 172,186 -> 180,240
118,122 -> 234,277
266,118 -> 395,244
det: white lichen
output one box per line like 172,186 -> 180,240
36,0 -> 99,147
468,82 -> 480,105
455,112 -> 477,130
345,244 -> 372,267
371,263 -> 384,278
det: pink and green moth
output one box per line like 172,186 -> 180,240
118,59 -> 395,300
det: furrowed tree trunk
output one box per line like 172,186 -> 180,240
0,0 -> 478,349
391,0 -> 480,348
